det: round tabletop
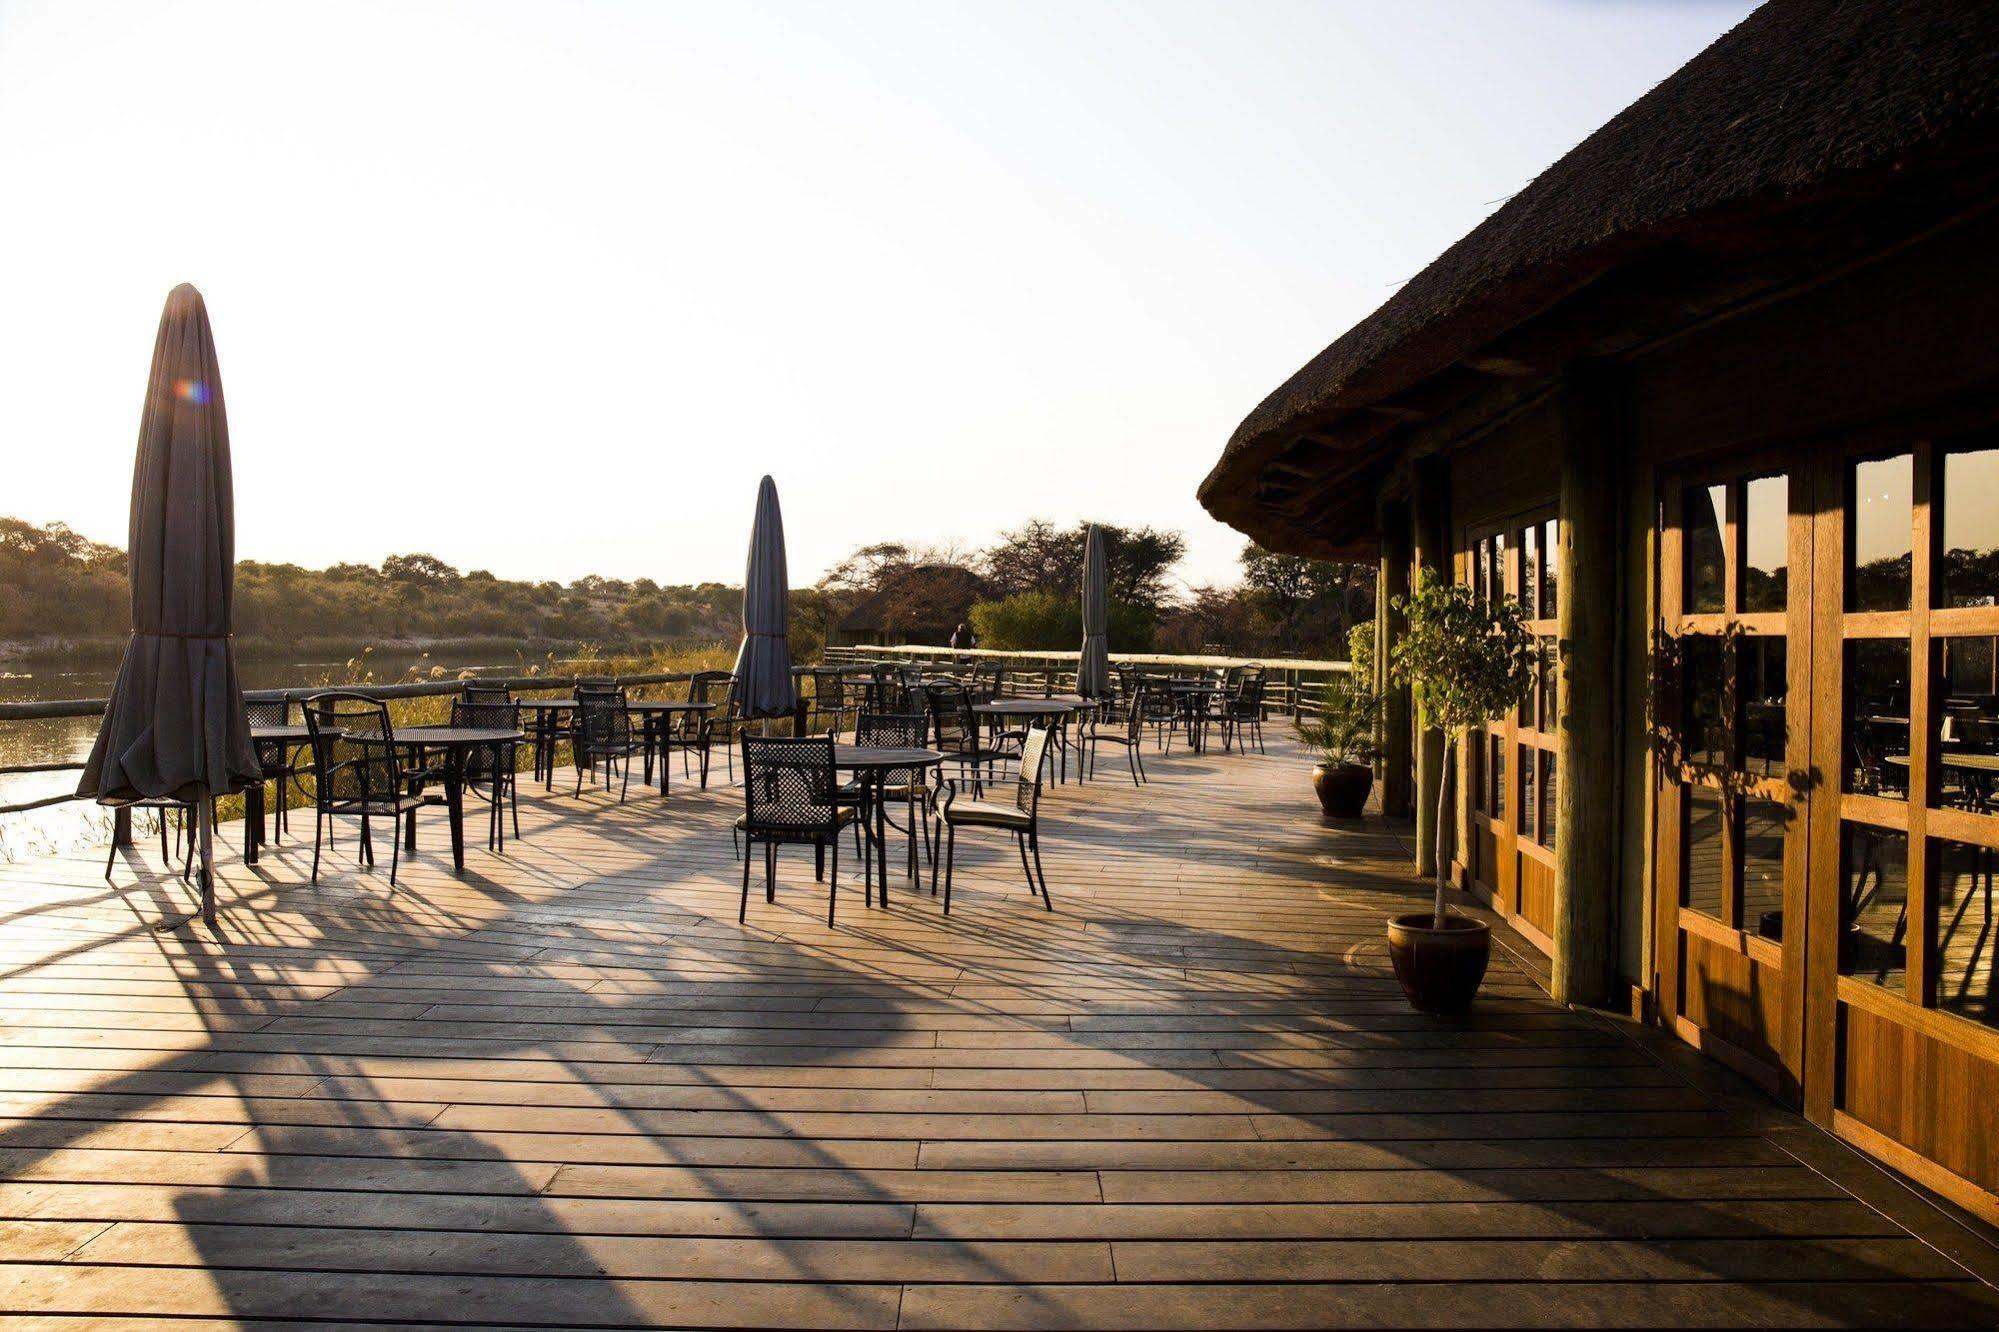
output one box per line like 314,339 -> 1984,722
516,698 -> 576,710
832,745 -> 943,770
1886,751 -> 1999,772
251,724 -> 312,743
626,699 -> 715,712
349,726 -> 523,746
973,699 -> 1078,716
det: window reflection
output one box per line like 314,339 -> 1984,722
1541,518 -> 1559,619
1743,799 -> 1785,941
1742,474 -> 1788,612
1843,640 -> 1910,801
1740,636 -> 1787,777
1522,524 -> 1540,620
1684,784 -> 1726,920
1941,445 -> 1999,609
1840,825 -> 1907,992
1931,838 -> 1998,1030
1538,637 -> 1557,731
1934,640 -> 1999,812
1519,744 -> 1537,842
1489,734 -> 1506,820
1491,531 -> 1508,604
1538,752 -> 1557,850
1682,635 -> 1727,767
1685,483 -> 1727,614
1849,454 -> 1912,612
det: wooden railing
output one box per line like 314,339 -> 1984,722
0,669 -> 695,835
820,644 -> 1351,716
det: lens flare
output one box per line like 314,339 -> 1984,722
173,378 -> 209,405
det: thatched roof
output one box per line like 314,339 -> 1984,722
1199,0 -> 1999,556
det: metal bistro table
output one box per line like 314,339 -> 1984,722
245,723 -> 311,865
1167,681 -> 1225,753
974,698 -> 1082,782
515,698 -> 576,787
628,699 -> 715,793
833,744 -> 943,907
346,725 -> 523,873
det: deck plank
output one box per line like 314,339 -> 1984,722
0,731 -> 1994,1327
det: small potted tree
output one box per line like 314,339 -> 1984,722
1299,621 -> 1379,817
1386,569 -> 1532,1013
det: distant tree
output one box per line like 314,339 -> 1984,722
1239,542 -> 1375,656
981,520 -> 1185,611
382,552 -> 461,586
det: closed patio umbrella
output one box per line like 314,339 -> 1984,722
731,475 -> 797,721
79,283 -> 260,927
1078,523 -> 1111,699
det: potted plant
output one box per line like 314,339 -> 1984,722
1298,621 -> 1379,817
1386,569 -> 1532,1014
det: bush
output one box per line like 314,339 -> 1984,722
970,593 -> 1155,652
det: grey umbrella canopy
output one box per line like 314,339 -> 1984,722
731,475 -> 798,720
1078,523 -> 1111,698
80,284 -> 259,917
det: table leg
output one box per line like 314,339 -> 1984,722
447,749 -> 466,873
245,781 -> 264,865
875,773 -> 890,905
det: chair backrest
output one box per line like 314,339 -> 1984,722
1012,727 -> 1051,817
740,734 -> 839,832
463,682 -> 513,705
1234,676 -> 1266,717
1120,684 -> 1148,739
924,680 -> 976,752
857,711 -> 928,788
575,685 -> 631,750
244,696 -> 292,770
302,691 -> 402,807
453,698 -> 519,783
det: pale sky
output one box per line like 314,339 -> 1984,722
0,0 -> 1755,592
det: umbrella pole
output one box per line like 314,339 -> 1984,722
197,797 -> 216,926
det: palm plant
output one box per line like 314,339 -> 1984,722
1298,621 -> 1380,767
1390,569 -> 1533,927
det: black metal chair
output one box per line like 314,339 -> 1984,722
811,667 -> 853,738
1219,676 -> 1268,754
923,680 -> 1010,792
453,697 -> 521,847
1083,683 -> 1149,787
737,734 -> 854,926
687,671 -> 740,785
851,710 -> 935,878
301,691 -> 432,887
936,727 -> 1054,915
573,685 -> 641,802
103,799 -> 195,884
244,695 -> 304,845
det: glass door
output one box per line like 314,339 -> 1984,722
1656,461 -> 1811,1101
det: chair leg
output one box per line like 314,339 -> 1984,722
765,842 -> 776,903
1015,832 -> 1035,894
389,824 -> 401,888
815,842 -> 825,882
943,824 -> 956,915
311,811 -> 324,883
827,833 -> 839,928
619,755 -> 630,804
1030,828 -> 1053,910
1129,746 -> 1142,788
104,839 -> 116,883
739,835 -> 753,923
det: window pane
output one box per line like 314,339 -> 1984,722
1521,524 -> 1540,621
1538,637 -> 1557,732
1940,445 -> 1999,609
1684,483 -> 1727,614
1742,799 -> 1786,941
1683,784 -> 1726,921
1843,640 -> 1911,800
1489,734 -> 1506,820
1541,518 -> 1559,619
1468,736 -> 1484,812
1849,454 -> 1913,612
1477,538 -> 1492,604
1742,474 -> 1789,613
1840,825 -> 1907,993
1740,636 -> 1787,778
1518,744 -> 1537,841
1942,636 -> 1995,699
1682,634 -> 1727,767
1931,838 -> 1998,1030
1934,649 -> 1999,812
1491,531 -> 1508,604
1537,751 -> 1557,849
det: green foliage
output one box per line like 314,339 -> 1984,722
1299,620 -> 1382,766
980,520 -> 1185,611
1390,568 -> 1533,738
969,592 -> 1155,652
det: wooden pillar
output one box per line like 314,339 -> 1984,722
1411,459 -> 1449,878
1553,367 -> 1622,1006
1378,507 -> 1413,820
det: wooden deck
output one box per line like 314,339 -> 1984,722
1,733 -> 1997,1328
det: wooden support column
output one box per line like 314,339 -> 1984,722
1378,507 -> 1412,820
1411,459 -> 1448,878
1553,367 -> 1622,1006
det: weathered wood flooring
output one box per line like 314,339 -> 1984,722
1,733 -> 1996,1328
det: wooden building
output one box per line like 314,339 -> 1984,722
1198,0 -> 1999,1222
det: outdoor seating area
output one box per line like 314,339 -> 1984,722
11,724 -> 1999,1327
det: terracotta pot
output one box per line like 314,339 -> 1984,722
1386,912 -> 1491,1014
1312,761 -> 1373,818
